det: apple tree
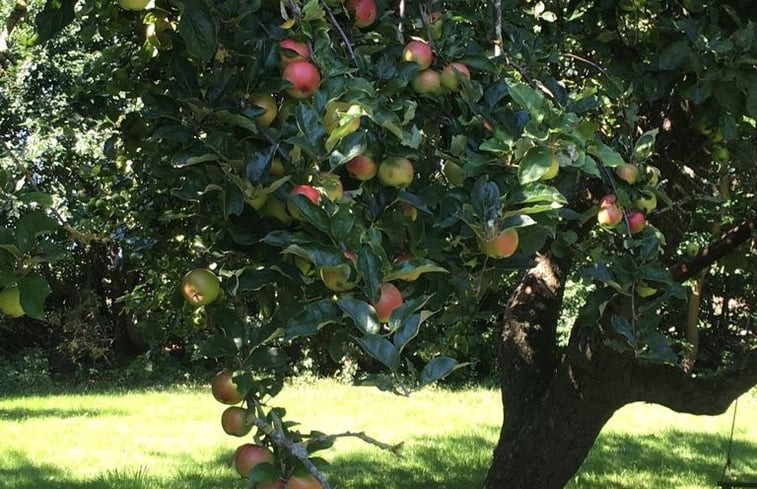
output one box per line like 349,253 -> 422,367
9,0 -> 757,487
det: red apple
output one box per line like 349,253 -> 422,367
346,155 -> 377,181
212,369 -> 245,405
403,40 -> 433,69
627,210 -> 646,234
411,69 -> 442,94
373,282 -> 403,322
346,0 -> 377,28
282,61 -> 321,99
615,163 -> 639,184
479,228 -> 519,259
597,194 -> 623,227
287,474 -> 324,489
221,406 -> 253,437
234,443 -> 274,478
181,268 -> 221,307
287,184 -> 321,220
251,94 -> 277,127
279,39 -> 310,66
440,62 -> 470,91
378,157 -> 414,188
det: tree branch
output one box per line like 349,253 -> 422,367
320,0 -> 359,70
630,348 -> 757,415
671,217 -> 755,282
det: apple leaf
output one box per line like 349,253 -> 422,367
383,259 -> 448,282
199,335 -> 239,358
419,356 -> 469,386
35,0 -> 77,44
285,299 -> 341,339
178,0 -> 218,61
518,145 -> 554,184
247,463 -> 280,485
355,334 -> 400,371
357,245 -> 383,302
509,83 -> 548,123
336,298 -> 381,335
639,330 -> 679,365
632,129 -> 659,163
393,314 -> 423,352
471,177 -> 501,223
588,141 -> 625,168
18,273 -> 51,320
15,212 -> 58,254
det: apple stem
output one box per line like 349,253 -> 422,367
251,416 -> 334,489
320,0 -> 360,69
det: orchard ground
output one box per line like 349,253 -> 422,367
1,379 -> 754,489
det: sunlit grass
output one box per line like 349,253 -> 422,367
0,379 -> 754,489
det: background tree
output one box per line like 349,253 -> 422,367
1,0 -> 754,488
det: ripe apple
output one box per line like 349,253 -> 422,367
346,0 -> 377,28
597,194 -> 623,228
627,210 -> 646,234
403,40 -> 433,69
319,173 -> 343,201
428,12 -> 443,39
479,228 -> 519,259
212,369 -> 245,405
615,163 -> 639,184
221,406 -> 253,437
373,283 -> 403,322
346,155 -> 377,181
378,157 -> 414,188
411,69 -> 442,94
282,61 -> 321,99
118,0 -> 150,10
258,479 -> 286,489
323,100 -> 360,134
541,152 -> 559,180
0,286 -> 24,318
635,189 -> 657,213
287,474 -> 324,489
251,94 -> 277,127
287,184 -> 321,220
279,39 -> 310,66
440,62 -> 470,91
234,443 -> 274,478
319,264 -> 357,291
181,268 -> 221,306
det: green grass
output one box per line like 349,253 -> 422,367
0,380 -> 754,489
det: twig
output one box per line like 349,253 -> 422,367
320,0 -> 360,70
493,0 -> 503,57
306,430 -> 404,456
252,416 -> 334,489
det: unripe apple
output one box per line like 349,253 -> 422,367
378,157 -> 414,188
615,163 -> 639,184
319,173 -> 343,201
270,158 -> 285,177
442,161 -> 465,186
346,0 -> 377,28
250,94 -> 277,127
627,210 -> 646,234
0,286 -> 24,318
403,40 -> 433,69
411,69 -> 442,94
181,268 -> 221,307
287,184 -> 321,220
597,194 -> 623,228
645,165 -> 660,186
479,228 -> 519,259
541,152 -> 559,180
373,283 -> 403,322
323,101 -> 360,134
118,0 -> 150,10
712,145 -> 730,163
282,61 -> 321,99
279,39 -> 310,66
234,444 -> 274,478
319,264 -> 356,292
221,406 -> 253,437
212,369 -> 245,405
346,155 -> 377,181
288,474 -> 324,489
439,62 -> 470,91
634,189 -> 657,213
260,197 -> 292,224
428,12 -> 443,40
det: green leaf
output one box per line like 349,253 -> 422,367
199,335 -> 240,358
639,330 -> 679,365
19,192 -> 54,207
16,211 -> 57,253
35,0 -> 77,44
384,259 -> 448,282
286,299 -> 341,339
632,129 -> 658,163
357,246 -> 383,302
588,142 -> 625,168
518,145 -> 554,184
471,177 -> 501,223
356,334 -> 400,371
178,0 -> 218,61
393,314 -> 421,351
18,273 -> 51,320
509,83 -> 548,123
336,298 -> 380,335
420,357 -> 467,386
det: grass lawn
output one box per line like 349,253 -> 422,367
0,379 -> 754,489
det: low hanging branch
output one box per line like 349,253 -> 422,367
671,217 -> 755,282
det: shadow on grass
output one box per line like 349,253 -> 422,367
0,406 -> 128,420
